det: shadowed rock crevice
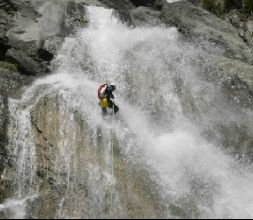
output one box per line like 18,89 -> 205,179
0,42 -> 11,60
37,49 -> 54,63
130,0 -> 155,7
0,0 -> 19,13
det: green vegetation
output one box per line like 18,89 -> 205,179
198,0 -> 252,15
243,0 -> 253,13
0,61 -> 18,72
198,0 -> 224,15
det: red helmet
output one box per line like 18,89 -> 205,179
98,84 -> 107,99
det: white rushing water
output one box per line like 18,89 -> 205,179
3,5 -> 253,219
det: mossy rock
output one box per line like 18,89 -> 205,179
197,0 -> 242,15
199,0 -> 224,15
198,0 -> 252,15
243,0 -> 253,13
0,61 -> 18,72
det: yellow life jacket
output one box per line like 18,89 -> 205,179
99,98 -> 109,108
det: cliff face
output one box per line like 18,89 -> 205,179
0,1 -> 90,212
0,0 -> 253,218
193,0 -> 253,15
0,0 -> 88,77
192,0 -> 253,48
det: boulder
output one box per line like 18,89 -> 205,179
0,62 -> 32,96
161,1 -> 253,65
0,0 -> 88,76
227,10 -> 253,48
116,6 -> 162,27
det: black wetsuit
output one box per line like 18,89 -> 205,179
103,85 -> 119,114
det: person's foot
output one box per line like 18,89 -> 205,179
102,108 -> 107,115
113,105 -> 119,114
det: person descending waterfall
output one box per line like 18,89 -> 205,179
98,84 -> 119,115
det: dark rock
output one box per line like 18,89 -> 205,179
0,41 -> 11,59
161,1 -> 253,64
6,48 -> 48,75
243,0 -> 253,13
0,0 -> 19,13
130,0 -> 155,7
193,0 -> 243,15
0,62 -> 32,96
115,9 -> 135,26
37,49 -> 54,62
98,0 -> 135,9
0,0 -> 88,76
154,0 -> 165,10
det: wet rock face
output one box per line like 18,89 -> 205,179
191,0 -> 253,49
0,96 -> 8,174
160,1 -> 253,103
227,10 -> 253,48
192,0 -> 242,15
0,0 -> 89,209
27,93 -> 164,218
0,0 -> 253,217
158,0 -> 253,160
0,63 -> 34,197
0,0 -> 88,76
161,1 -> 252,62
0,96 -> 15,205
182,0 -> 253,110
115,6 -> 162,27
193,0 -> 253,15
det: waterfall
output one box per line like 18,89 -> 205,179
2,5 -> 253,219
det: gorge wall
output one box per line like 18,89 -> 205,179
0,0 -> 253,218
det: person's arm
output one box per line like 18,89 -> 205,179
106,92 -> 114,99
105,86 -> 114,99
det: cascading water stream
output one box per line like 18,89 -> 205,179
1,5 -> 253,219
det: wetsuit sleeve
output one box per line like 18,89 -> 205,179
105,86 -> 114,99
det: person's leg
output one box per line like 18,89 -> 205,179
113,103 -> 119,114
108,100 -> 119,114
102,107 -> 107,115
